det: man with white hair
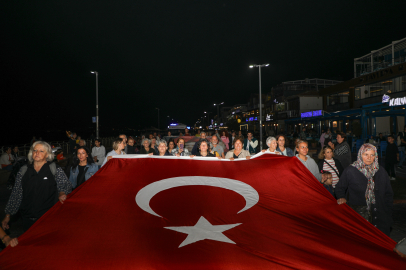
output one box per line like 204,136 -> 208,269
211,135 -> 225,158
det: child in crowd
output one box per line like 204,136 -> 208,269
386,135 -> 399,180
321,171 -> 335,198
56,150 -> 65,161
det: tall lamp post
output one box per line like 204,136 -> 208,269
214,102 -> 224,125
204,111 -> 212,128
155,108 -> 160,130
249,64 -> 269,151
90,71 -> 99,138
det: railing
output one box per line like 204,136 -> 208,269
0,137 -> 116,156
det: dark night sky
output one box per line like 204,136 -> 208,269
1,1 -> 406,144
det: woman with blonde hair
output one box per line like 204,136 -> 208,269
101,137 -> 126,167
2,141 -> 72,231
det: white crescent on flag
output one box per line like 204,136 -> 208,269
135,176 -> 260,218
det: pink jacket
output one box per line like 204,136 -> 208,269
221,136 -> 229,150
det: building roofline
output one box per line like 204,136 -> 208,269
354,37 -> 406,60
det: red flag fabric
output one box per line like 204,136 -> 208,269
1,153 -> 405,269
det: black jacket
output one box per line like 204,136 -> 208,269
386,143 -> 398,163
335,166 -> 393,236
317,158 -> 344,177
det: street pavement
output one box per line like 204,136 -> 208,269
0,151 -> 405,252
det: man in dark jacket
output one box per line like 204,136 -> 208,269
329,132 -> 352,169
386,135 -> 398,180
243,131 -> 258,155
397,126 -> 406,168
68,133 -> 77,154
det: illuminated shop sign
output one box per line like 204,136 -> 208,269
266,113 -> 274,121
301,110 -> 323,118
383,94 -> 406,106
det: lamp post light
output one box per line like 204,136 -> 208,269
155,108 -> 160,130
249,64 -> 269,151
204,111 -> 212,128
90,71 -> 99,138
213,102 -> 224,125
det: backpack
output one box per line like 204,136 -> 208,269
20,163 -> 57,178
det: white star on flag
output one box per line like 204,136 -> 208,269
164,216 -> 241,248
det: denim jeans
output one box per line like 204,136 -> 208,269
399,146 -> 406,166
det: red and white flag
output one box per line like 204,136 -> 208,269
1,153 -> 405,269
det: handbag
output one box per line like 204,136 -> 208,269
349,205 -> 371,222
323,159 -> 340,177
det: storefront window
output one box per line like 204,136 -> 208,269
327,92 -> 349,105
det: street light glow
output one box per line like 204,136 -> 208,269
249,65 -> 254,68
265,64 -> 270,66
90,71 -> 96,74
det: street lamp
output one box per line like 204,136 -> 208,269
249,64 -> 269,151
213,102 -> 224,124
155,108 -> 160,130
204,111 -> 212,128
90,71 -> 99,138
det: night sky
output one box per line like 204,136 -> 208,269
2,1 -> 406,145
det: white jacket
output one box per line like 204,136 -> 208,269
92,146 -> 106,166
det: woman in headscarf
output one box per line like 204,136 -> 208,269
335,143 -> 393,236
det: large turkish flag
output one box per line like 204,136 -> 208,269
1,153 -> 405,269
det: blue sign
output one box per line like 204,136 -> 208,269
249,117 -> 254,121
312,110 -> 322,117
301,110 -> 323,118
92,117 -> 96,123
301,112 -> 312,118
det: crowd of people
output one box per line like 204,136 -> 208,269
0,127 -> 404,256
